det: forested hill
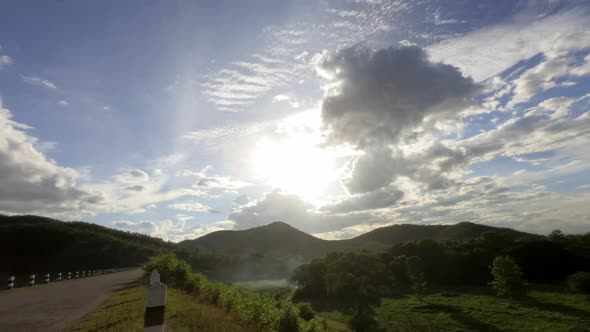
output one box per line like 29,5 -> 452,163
0,215 -> 173,272
179,221 -> 535,257
347,221 -> 532,246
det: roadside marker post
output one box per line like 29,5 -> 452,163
29,274 -> 35,286
57,272 -> 62,281
8,276 -> 15,289
67,272 -> 72,280
44,273 -> 50,284
144,270 -> 166,332
82,271 -> 86,278
75,271 -> 79,279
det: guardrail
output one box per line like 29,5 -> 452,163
2,269 -> 121,290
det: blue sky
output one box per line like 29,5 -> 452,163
1,0 -> 590,241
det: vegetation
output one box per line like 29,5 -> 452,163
568,271 -> 590,299
292,230 -> 590,331
145,253 -> 328,332
71,281 -> 255,332
489,256 -> 527,298
179,221 -> 533,259
0,215 -> 173,274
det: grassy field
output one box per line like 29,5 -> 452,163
71,283 -> 254,332
311,288 -> 590,332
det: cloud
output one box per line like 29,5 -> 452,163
199,1 -> 410,112
229,190 -> 387,234
168,202 -> 219,213
177,166 -> 249,194
510,31 -> 590,104
58,100 -> 69,106
272,94 -> 300,108
321,185 -> 404,213
319,44 -> 477,148
21,75 -> 57,89
113,218 -> 233,242
429,9 -> 590,81
317,44 -> 475,193
0,55 -> 12,69
0,102 -> 102,216
463,107 -> 590,163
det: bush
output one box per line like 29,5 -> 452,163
145,254 -> 328,332
278,304 -> 301,332
489,256 -> 527,298
296,302 -> 316,321
568,271 -> 590,298
349,311 -> 378,332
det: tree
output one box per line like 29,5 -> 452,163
406,256 -> 427,299
489,256 -> 527,298
548,229 -> 565,241
568,272 -> 590,300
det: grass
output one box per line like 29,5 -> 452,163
310,288 -> 590,332
71,282 -> 254,332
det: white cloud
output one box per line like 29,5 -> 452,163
0,55 -> 13,69
168,202 -> 219,213
113,217 -> 233,242
429,9 -> 590,82
21,75 -> 58,89
0,102 -> 102,216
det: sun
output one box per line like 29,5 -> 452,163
251,135 -> 338,202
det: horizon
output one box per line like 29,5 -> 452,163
1,0 -> 590,242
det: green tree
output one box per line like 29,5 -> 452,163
568,272 -> 590,300
489,256 -> 527,298
548,229 -> 566,241
405,256 -> 427,299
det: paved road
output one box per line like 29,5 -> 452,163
0,268 -> 144,332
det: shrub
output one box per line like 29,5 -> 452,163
489,256 -> 527,298
278,304 -> 301,332
296,302 -> 316,321
146,254 -> 328,332
568,271 -> 590,299
349,311 -> 378,332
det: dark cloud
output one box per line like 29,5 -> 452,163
125,185 -> 145,192
318,44 -> 477,195
321,186 -> 404,213
342,147 -> 399,194
320,44 -> 477,148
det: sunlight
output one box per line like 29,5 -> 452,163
252,135 -> 338,202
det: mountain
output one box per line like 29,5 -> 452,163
179,222 -> 334,257
347,221 -> 531,246
179,221 -> 534,258
0,215 -> 174,273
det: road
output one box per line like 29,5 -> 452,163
0,268 -> 144,332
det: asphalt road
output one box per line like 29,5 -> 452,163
0,268 -> 144,332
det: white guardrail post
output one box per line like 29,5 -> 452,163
8,276 -> 15,289
29,274 -> 35,286
144,270 -> 166,332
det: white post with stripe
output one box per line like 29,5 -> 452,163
144,270 -> 166,332
44,273 -> 50,284
82,271 -> 86,278
57,272 -> 62,281
75,271 -> 79,279
29,274 -> 35,286
67,272 -> 72,280
8,276 -> 15,289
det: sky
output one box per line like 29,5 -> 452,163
1,0 -> 590,242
